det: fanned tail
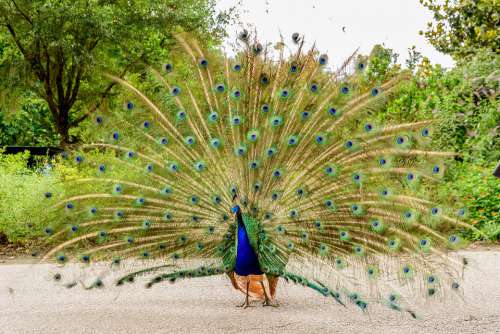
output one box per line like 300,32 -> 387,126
37,32 -> 478,315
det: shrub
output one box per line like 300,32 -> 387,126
384,49 -> 499,164
440,163 -> 500,241
0,151 -> 75,244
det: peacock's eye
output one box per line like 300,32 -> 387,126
318,54 -> 328,65
253,43 -> 263,54
232,116 -> 241,125
457,208 -> 466,217
215,84 -> 225,92
328,107 -> 338,116
171,86 -> 181,96
253,182 -> 261,191
260,74 -> 270,85
249,161 -> 259,169
288,136 -> 298,145
164,63 -> 173,72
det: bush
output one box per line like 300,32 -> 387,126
383,49 -> 499,242
441,163 -> 500,241
0,151 -> 74,244
385,49 -> 500,164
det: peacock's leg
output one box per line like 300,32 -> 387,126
236,281 -> 251,308
260,281 -> 278,307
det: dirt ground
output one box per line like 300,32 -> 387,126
0,249 -> 499,334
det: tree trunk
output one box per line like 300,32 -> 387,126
53,106 -> 71,147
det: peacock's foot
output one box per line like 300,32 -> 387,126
236,300 -> 252,309
262,299 -> 278,307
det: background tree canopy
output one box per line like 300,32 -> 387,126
0,0 -> 233,145
419,0 -> 499,57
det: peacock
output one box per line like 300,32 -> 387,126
38,31 -> 477,315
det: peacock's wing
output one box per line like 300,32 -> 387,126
39,32 -> 478,315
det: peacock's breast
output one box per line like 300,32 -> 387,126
234,222 -> 262,276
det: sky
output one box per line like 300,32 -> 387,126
216,0 -> 454,69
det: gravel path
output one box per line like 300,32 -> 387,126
1,250 -> 499,334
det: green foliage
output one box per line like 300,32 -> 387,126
0,93 -> 59,145
440,163 -> 500,241
0,0 -> 233,145
420,0 -> 500,57
385,49 -> 499,164
405,45 -> 423,71
0,152 -> 58,243
381,46 -> 499,243
362,44 -> 401,83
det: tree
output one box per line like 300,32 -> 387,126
363,44 -> 401,83
419,0 -> 500,57
405,45 -> 423,71
0,0 -> 232,146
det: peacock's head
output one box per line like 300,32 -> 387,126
231,205 -> 241,214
